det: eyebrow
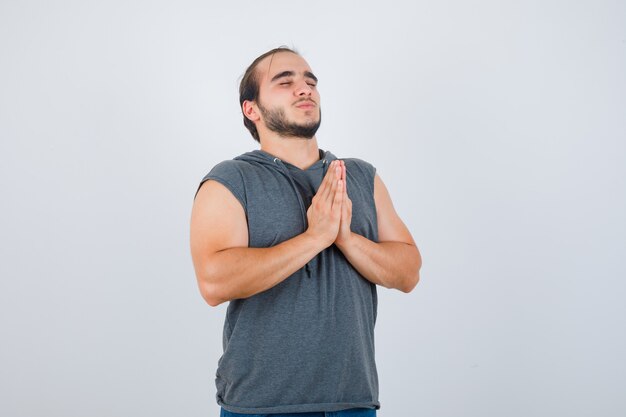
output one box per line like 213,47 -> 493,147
270,70 -> 318,83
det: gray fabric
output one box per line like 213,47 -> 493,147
199,149 -> 380,414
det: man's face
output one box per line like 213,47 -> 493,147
255,52 -> 321,139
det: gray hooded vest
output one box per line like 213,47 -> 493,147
199,149 -> 380,414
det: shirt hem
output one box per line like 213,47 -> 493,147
219,400 -> 380,414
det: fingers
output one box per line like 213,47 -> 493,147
317,161 -> 335,198
318,161 -> 341,203
341,183 -> 348,219
341,165 -> 351,219
331,161 -> 347,203
305,160 -> 349,246
327,170 -> 338,202
333,177 -> 344,213
314,160 -> 347,209
332,161 -> 345,210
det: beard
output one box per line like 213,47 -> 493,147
257,101 -> 321,139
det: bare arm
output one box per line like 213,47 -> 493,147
190,161 -> 345,306
335,168 -> 421,292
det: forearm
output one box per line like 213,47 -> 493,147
336,232 -> 421,292
198,232 -> 324,306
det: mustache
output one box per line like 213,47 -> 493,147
294,98 -> 317,105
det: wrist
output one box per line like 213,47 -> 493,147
303,228 -> 334,252
335,231 -> 355,251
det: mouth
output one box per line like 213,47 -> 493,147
295,100 -> 316,109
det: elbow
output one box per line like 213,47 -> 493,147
199,281 -> 226,307
196,263 -> 227,307
403,249 -> 422,293
399,254 -> 421,293
399,271 -> 420,293
206,298 -> 224,307
387,250 -> 421,293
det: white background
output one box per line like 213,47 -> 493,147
1,1 -> 625,416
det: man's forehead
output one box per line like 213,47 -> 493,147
258,52 -> 313,79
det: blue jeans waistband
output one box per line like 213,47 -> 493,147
220,407 -> 377,417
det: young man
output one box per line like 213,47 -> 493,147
190,47 -> 421,416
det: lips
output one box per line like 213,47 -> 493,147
295,100 -> 316,109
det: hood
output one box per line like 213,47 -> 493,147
234,148 -> 338,168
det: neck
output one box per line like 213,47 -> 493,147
259,135 -> 321,170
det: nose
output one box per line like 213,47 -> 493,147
295,79 -> 312,96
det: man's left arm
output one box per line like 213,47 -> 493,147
334,162 -> 421,292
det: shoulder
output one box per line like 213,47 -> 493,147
202,159 -> 249,182
196,159 -> 251,209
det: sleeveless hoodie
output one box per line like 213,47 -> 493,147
198,149 -> 380,414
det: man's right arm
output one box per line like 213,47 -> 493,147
190,160 -> 344,307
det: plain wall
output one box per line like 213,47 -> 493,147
1,1 -> 624,416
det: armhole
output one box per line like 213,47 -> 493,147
371,165 -> 377,194
370,165 -> 379,243
195,176 -> 248,218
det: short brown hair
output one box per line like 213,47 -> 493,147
239,47 -> 299,142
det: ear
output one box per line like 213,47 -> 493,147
242,100 -> 261,123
